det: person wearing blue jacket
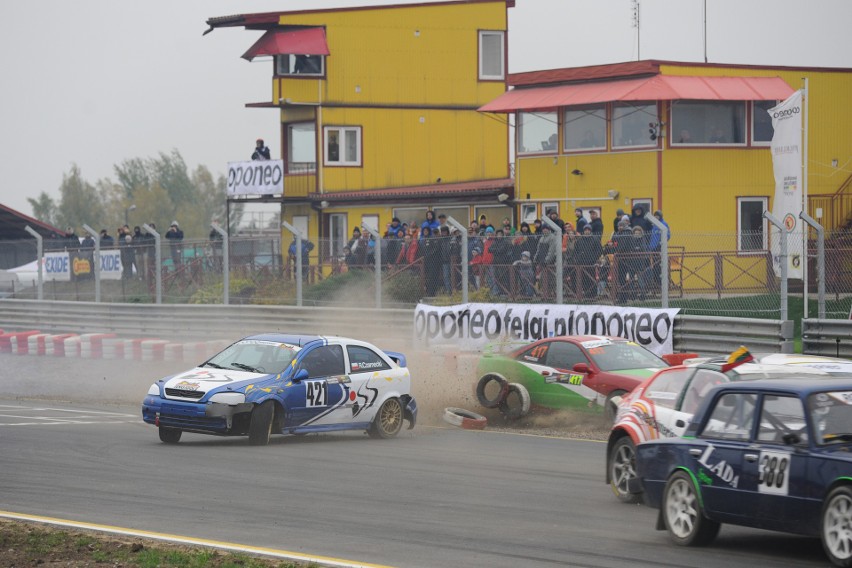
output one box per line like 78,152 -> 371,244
421,210 -> 440,233
649,210 -> 670,251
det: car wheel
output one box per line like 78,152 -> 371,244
369,397 -> 404,439
610,437 -> 641,504
605,390 -> 627,423
498,383 -> 531,420
248,400 -> 275,446
822,486 -> 852,567
158,427 -> 181,444
662,471 -> 720,546
476,373 -> 510,409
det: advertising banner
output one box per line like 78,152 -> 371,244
414,303 -> 681,355
768,90 -> 804,278
227,160 -> 284,196
42,250 -> 123,282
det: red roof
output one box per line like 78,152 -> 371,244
307,178 -> 514,203
480,75 -> 794,113
242,28 -> 329,60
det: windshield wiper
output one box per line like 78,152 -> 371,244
823,433 -> 852,443
230,362 -> 260,373
201,362 -> 227,369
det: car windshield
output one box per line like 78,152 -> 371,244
585,341 -> 667,372
204,340 -> 299,375
809,391 -> 852,445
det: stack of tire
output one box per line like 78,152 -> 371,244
476,373 -> 530,420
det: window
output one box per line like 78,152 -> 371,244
394,207 -> 429,230
347,345 -> 390,373
752,101 -> 776,145
328,213 -> 347,259
758,395 -> 807,443
701,392 -> 757,441
520,343 -> 549,363
809,391 -> 852,445
276,54 -> 324,76
632,199 -> 652,218
518,112 -> 557,154
564,105 -> 606,151
361,214 -> 379,234
287,123 -> 316,173
644,368 -> 693,410
299,345 -> 345,378
612,103 -> 658,149
545,341 -> 588,371
479,31 -> 505,80
324,126 -> 361,166
541,202 -> 559,219
520,204 -> 537,225
680,370 -> 728,414
738,197 -> 768,252
671,101 -> 746,145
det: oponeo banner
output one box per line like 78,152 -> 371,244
227,160 -> 284,196
414,303 -> 681,355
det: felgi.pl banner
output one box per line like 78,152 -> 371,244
227,160 -> 284,196
414,303 -> 681,355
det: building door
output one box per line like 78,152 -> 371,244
329,213 -> 347,261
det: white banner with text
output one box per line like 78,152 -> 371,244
414,303 -> 681,355
769,89 -> 804,279
227,160 -> 284,196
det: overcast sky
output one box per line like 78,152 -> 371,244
0,0 -> 849,217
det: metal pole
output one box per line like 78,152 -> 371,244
23,226 -> 43,301
82,224 -> 100,303
800,211 -> 825,319
541,216 -> 563,304
281,221 -> 304,307
764,211 -> 788,321
143,224 -> 162,304
802,78 -> 810,320
211,223 -> 229,305
361,223 -> 382,309
447,216 -> 468,303
645,212 -> 669,308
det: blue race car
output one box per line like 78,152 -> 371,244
142,334 -> 417,446
632,378 -> 852,566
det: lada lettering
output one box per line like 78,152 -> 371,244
696,444 -> 739,488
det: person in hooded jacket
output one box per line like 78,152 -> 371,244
612,220 -> 636,304
630,204 -> 653,234
575,225 -> 602,300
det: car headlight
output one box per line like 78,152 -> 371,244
208,392 -> 246,405
147,383 -> 161,396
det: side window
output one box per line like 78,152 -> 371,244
347,345 -> 390,373
701,392 -> 757,441
324,126 -> 362,166
478,30 -> 505,80
300,345 -> 345,378
544,341 -> 587,371
680,370 -> 728,414
519,343 -> 550,364
758,395 -> 807,444
644,368 -> 693,410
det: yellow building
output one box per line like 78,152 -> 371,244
480,60 -> 852,249
206,0 -> 515,258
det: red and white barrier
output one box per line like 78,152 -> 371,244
63,336 -> 82,358
79,333 -> 117,359
141,339 -> 169,362
101,338 -> 125,360
164,343 -> 184,362
4,331 -> 41,355
27,334 -> 50,356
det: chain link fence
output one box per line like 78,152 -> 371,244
3,227 -> 851,319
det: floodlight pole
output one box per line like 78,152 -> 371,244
211,222 -> 229,305
799,211 -> 825,319
447,216 -> 468,303
541,216 -> 563,304
82,224 -> 101,302
646,212 -> 669,308
361,223 -> 382,309
23,226 -> 43,300
281,221 -> 304,306
143,224 -> 162,304
763,211 -> 788,321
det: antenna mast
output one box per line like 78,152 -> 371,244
632,0 -> 641,61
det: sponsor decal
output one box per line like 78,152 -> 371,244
174,381 -> 200,391
351,361 -> 384,371
414,303 -> 679,355
581,339 -> 612,349
696,443 -> 739,488
72,256 -> 92,277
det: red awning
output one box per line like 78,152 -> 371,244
478,75 -> 794,112
242,28 -> 329,61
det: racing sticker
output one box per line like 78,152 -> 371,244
696,443 -> 739,488
545,372 -> 584,385
351,361 -> 384,372
173,380 -> 200,391
758,450 -> 790,495
305,380 -> 328,407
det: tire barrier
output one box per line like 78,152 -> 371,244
498,383 -> 531,420
63,336 -> 82,358
6,331 -> 40,355
27,333 -> 49,356
48,334 -> 76,356
141,340 -> 169,362
475,373 -> 510,409
80,333 -> 117,359
442,407 -> 488,430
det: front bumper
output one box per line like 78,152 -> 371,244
142,396 -> 251,434
404,395 -> 418,429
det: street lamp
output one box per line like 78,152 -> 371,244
125,204 -> 137,226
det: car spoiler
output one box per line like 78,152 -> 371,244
384,350 -> 407,368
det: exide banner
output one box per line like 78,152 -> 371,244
42,251 -> 123,281
227,160 -> 284,196
414,303 -> 680,355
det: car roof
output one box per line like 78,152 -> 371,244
242,333 -> 324,346
709,377 -> 852,395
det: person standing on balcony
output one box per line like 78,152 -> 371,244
252,138 -> 271,160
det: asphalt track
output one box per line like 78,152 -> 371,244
0,355 -> 830,567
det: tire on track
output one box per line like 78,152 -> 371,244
662,470 -> 720,546
249,400 -> 275,446
443,407 -> 488,430
476,373 -> 510,409
609,436 -> 641,503
498,382 -> 531,420
369,397 -> 404,439
158,427 -> 182,444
